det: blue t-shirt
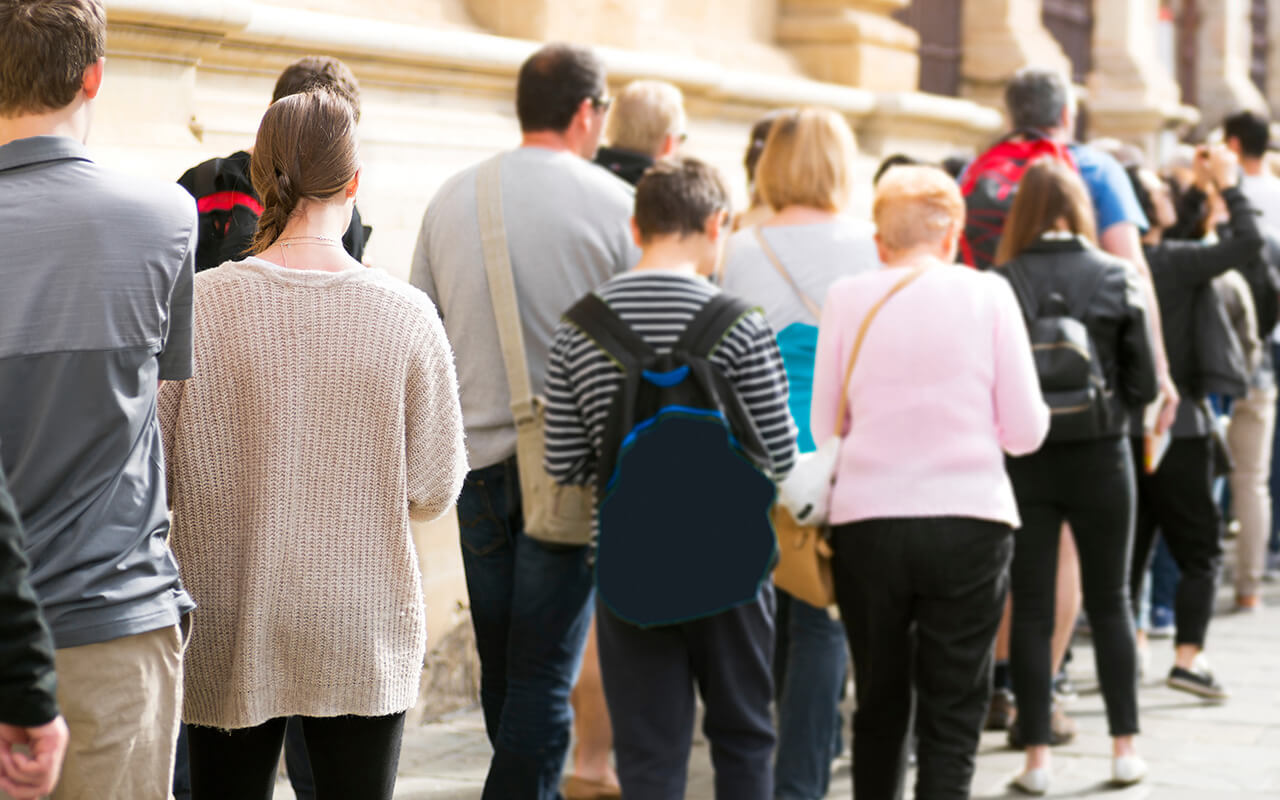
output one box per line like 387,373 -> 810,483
1068,143 -> 1149,233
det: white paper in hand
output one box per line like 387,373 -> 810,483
776,436 -> 840,525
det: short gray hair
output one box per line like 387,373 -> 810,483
1004,68 -> 1071,132
606,80 -> 686,157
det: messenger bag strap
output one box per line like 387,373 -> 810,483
753,227 -> 823,321
476,154 -> 537,426
832,267 -> 926,435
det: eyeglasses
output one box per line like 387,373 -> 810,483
592,95 -> 613,113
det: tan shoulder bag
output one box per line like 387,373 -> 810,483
477,155 -> 595,546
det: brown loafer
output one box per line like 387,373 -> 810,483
563,775 -> 623,800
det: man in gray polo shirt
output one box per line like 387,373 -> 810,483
0,1 -> 194,797
410,42 -> 637,800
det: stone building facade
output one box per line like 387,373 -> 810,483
96,0 -> 1278,717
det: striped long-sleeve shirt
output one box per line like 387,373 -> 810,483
544,271 -> 797,490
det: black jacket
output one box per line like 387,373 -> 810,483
1000,236 -> 1159,438
0,462 -> 58,727
593,146 -> 654,187
1143,186 -> 1265,435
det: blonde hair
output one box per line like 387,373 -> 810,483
606,80 -> 686,157
754,107 -> 857,213
873,166 -> 965,256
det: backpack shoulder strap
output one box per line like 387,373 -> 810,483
1002,260 -> 1038,322
563,293 -> 657,370
676,292 -> 755,358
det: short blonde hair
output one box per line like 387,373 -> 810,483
606,80 -> 686,157
873,166 -> 965,255
754,107 -> 857,213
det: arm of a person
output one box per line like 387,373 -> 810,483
809,285 -> 847,445
725,312 -> 797,481
1113,268 -> 1161,408
990,278 -> 1050,455
156,378 -> 185,508
1161,189 -> 1265,290
408,212 -> 440,309
157,217 -> 197,381
0,472 -> 58,730
544,324 -> 597,487
405,310 -> 469,522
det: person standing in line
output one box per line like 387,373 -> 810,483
0,461 -> 70,800
159,90 -> 467,800
562,76 -> 688,800
811,166 -> 1050,800
1125,145 -> 1265,700
1222,110 -> 1280,612
995,159 -> 1158,794
593,79 -> 686,186
172,52 -> 368,800
0,2 -> 195,797
409,43 -> 639,800
733,111 -> 785,232
718,107 -> 878,800
984,69 -> 1175,742
177,55 -> 370,274
544,157 -> 796,800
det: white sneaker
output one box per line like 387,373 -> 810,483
1012,767 -> 1050,795
1112,754 -> 1148,786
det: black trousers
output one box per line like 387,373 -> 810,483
187,712 -> 406,800
1130,436 -> 1224,648
1006,437 -> 1140,744
595,591 -> 776,800
832,516 -> 1012,800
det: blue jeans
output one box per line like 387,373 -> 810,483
774,591 -> 846,800
458,457 -> 595,800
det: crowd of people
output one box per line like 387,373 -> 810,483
2,1 -> 1278,799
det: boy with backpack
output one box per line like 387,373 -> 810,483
544,157 -> 796,800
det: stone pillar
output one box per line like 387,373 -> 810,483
463,0 -> 641,47
1088,0 -> 1196,154
1268,0 -> 1280,113
960,0 -> 1072,111
776,0 -> 921,92
1196,0 -> 1268,131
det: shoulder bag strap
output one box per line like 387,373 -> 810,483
832,268 -> 926,435
1002,260 -> 1038,324
476,154 -> 537,426
753,227 -> 823,321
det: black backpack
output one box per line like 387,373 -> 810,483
562,292 -> 778,628
1003,263 -> 1112,442
177,154 -> 262,273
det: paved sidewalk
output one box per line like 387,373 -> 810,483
276,574 -> 1280,799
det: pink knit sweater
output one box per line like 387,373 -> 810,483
810,263 -> 1049,529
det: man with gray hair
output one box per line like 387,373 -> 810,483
594,79 -> 687,185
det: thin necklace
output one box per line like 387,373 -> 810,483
274,235 -> 342,268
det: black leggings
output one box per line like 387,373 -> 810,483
1007,437 -> 1139,744
1130,436 -> 1223,648
187,712 -> 406,800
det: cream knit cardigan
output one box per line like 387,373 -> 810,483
159,257 -> 468,729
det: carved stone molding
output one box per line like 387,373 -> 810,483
777,0 -> 921,92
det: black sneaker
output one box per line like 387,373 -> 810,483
1167,666 -> 1229,700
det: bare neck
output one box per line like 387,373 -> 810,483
520,130 -> 580,157
0,106 -> 88,149
633,235 -> 711,277
1240,157 -> 1266,178
258,200 -> 358,273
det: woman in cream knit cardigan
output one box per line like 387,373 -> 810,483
158,90 -> 467,799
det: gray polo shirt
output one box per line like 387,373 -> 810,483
0,136 -> 196,648
410,147 -> 639,469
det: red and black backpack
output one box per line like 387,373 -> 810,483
959,130 -> 1077,270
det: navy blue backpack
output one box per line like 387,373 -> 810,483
563,292 -> 779,628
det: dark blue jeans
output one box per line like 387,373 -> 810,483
774,590 -> 846,800
458,457 -> 595,800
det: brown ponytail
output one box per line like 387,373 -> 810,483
249,89 -> 359,254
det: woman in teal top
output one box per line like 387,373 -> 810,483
718,107 -> 879,800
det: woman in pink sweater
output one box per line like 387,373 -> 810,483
810,166 -> 1049,800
